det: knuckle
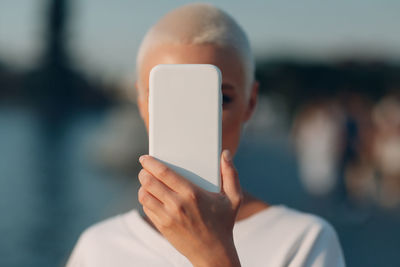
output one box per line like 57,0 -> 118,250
185,188 -> 199,202
138,168 -> 146,176
141,175 -> 153,188
160,215 -> 174,229
138,169 -> 146,180
142,206 -> 150,215
139,170 -> 155,188
231,192 -> 243,208
158,165 -> 170,178
138,187 -> 149,204
170,198 -> 185,214
138,187 -> 145,203
138,169 -> 145,180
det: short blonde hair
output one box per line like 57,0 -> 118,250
136,3 -> 255,97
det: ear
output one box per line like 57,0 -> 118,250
243,80 -> 259,123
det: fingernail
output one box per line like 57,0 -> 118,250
139,155 -> 145,163
223,149 -> 232,162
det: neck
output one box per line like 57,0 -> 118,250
235,191 -> 269,221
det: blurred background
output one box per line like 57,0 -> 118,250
1,0 -> 399,266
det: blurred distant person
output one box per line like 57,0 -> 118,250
340,94 -> 376,207
292,101 -> 344,196
372,95 -> 400,208
66,3 -> 344,267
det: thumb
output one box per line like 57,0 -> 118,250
221,149 -> 242,207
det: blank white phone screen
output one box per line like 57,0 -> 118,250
149,64 -> 222,192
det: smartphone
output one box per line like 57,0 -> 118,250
148,64 -> 222,193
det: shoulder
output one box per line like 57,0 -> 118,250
235,205 -> 345,267
66,210 -> 137,266
271,206 -> 345,267
78,212 -> 129,244
237,204 -> 340,242
244,204 -> 334,231
275,205 -> 336,233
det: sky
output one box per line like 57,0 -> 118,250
1,0 -> 400,82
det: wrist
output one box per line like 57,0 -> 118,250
192,238 -> 241,267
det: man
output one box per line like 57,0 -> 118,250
67,3 -> 345,266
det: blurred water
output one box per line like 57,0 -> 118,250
1,107 -> 400,267
0,107 -> 140,267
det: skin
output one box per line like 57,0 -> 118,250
135,43 -> 269,267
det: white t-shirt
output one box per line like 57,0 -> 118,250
66,205 -> 345,267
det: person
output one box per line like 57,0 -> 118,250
66,3 -> 345,267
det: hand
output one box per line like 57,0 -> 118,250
137,149 -> 243,267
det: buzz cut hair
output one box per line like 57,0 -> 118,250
135,3 -> 255,97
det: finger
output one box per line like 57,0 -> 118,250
138,186 -> 165,214
139,155 -> 191,193
220,149 -> 242,207
143,206 -> 163,227
138,168 -> 177,205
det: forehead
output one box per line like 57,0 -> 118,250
138,43 -> 246,93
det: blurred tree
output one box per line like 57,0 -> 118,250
255,59 -> 400,118
24,0 -> 111,128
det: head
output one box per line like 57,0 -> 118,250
135,3 -> 259,157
